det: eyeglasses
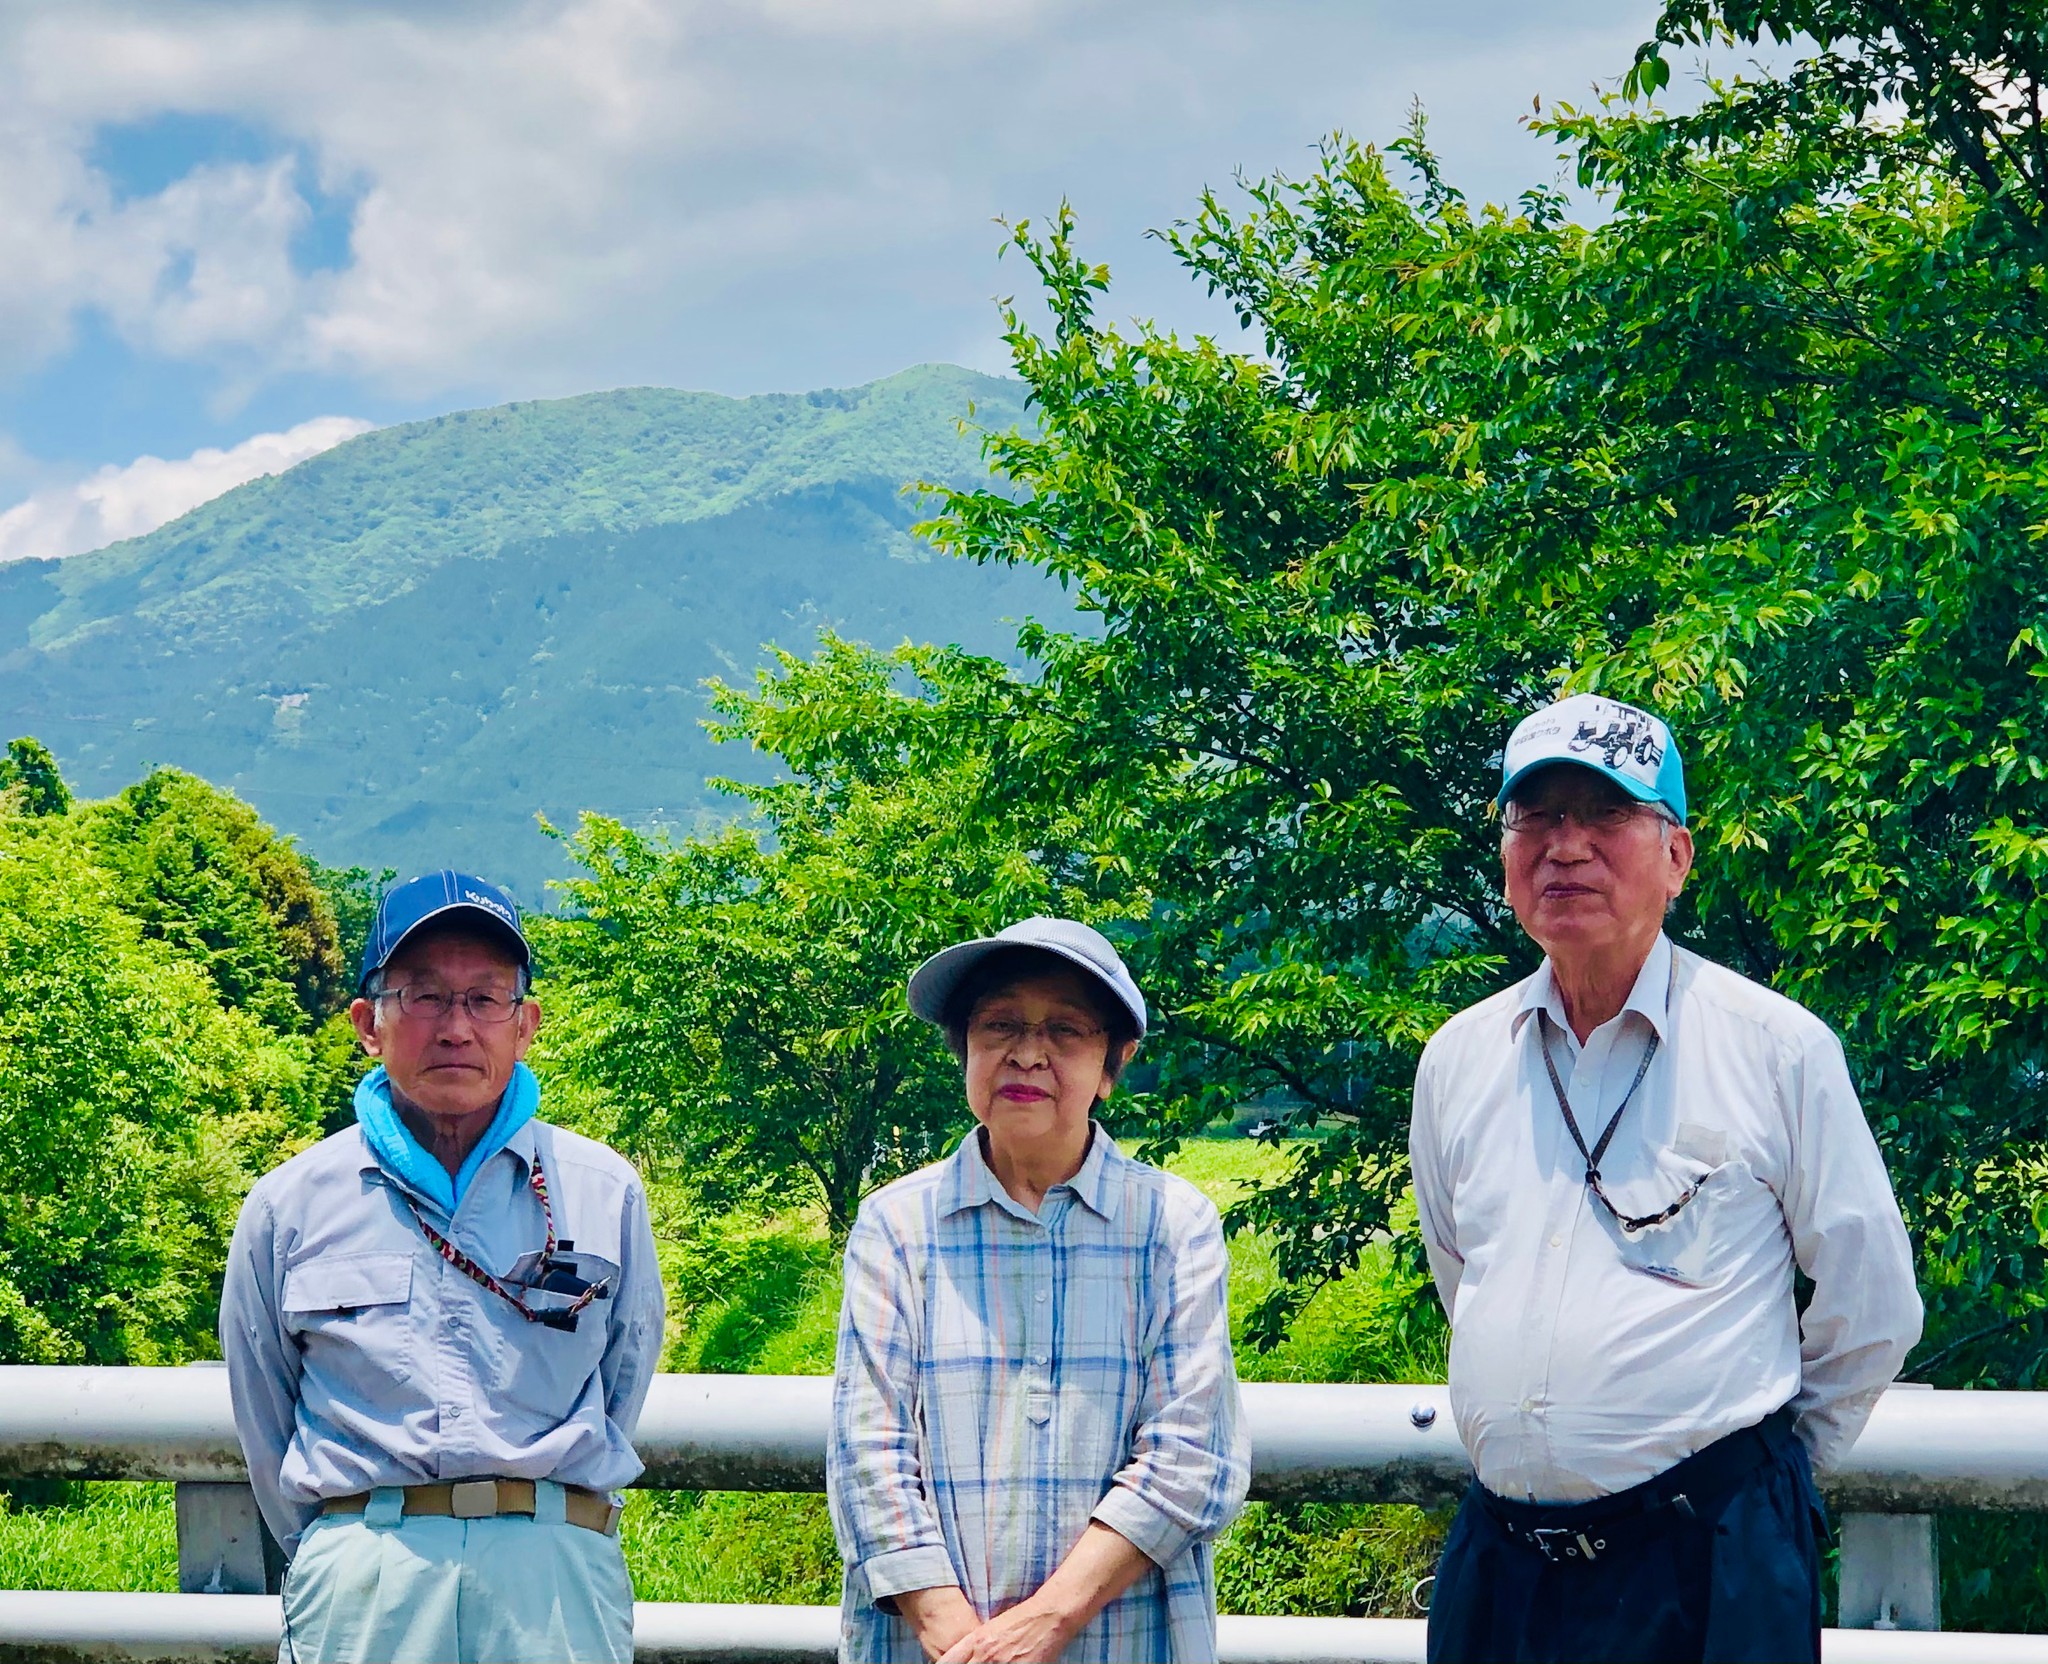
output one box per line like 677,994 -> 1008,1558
374,985 -> 527,1024
967,1015 -> 1107,1056
1502,799 -> 1672,836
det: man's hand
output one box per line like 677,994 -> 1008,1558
893,1585 -> 980,1661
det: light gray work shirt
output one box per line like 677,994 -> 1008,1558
219,1117 -> 665,1556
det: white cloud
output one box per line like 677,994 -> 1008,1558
0,0 -> 1661,404
0,415 -> 373,563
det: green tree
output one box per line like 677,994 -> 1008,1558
924,3 -> 2048,1378
78,769 -> 348,1034
307,860 -> 395,988
0,817 -> 320,1363
537,638 -> 1115,1234
924,163 -> 1554,1343
0,738 -> 72,818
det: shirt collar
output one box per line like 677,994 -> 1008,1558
355,1114 -> 541,1188
938,1120 -> 1123,1224
1511,931 -> 1675,1046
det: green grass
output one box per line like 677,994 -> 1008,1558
622,1491 -> 839,1604
0,1483 -> 177,1592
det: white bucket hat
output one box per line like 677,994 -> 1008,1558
907,917 -> 1147,1039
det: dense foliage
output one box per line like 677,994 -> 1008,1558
907,6 -> 2048,1377
78,769 -> 349,1033
0,763 -> 325,1364
535,638 -> 1117,1232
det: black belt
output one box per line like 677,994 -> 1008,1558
1474,1405 -> 1798,1565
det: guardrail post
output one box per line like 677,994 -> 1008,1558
170,1362 -> 282,1595
1836,1381 -> 1938,1631
1837,1512 -> 1939,1630
173,1482 -> 283,1594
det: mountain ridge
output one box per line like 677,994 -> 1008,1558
24,362 -> 1028,656
0,363 -> 1055,895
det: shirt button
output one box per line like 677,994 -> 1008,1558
447,1404 -> 464,1420
1035,1291 -> 1049,1304
1034,1354 -> 1048,1366
1549,1234 -> 1563,1249
1521,1398 -> 1536,1413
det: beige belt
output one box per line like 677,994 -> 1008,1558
324,1479 -> 620,1537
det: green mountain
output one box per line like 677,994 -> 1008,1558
0,365 -> 1057,898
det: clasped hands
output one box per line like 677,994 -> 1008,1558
892,1521 -> 1154,1662
897,1584 -> 1070,1663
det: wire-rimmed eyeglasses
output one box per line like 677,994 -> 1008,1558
372,985 -> 528,1024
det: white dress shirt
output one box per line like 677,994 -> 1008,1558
1409,933 -> 1921,1503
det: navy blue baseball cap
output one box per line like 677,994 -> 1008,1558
358,869 -> 530,992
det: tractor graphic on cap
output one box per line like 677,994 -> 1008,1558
1569,712 -> 1665,773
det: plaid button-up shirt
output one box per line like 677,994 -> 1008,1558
827,1125 -> 1249,1663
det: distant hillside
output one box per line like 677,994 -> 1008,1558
0,365 -> 1057,897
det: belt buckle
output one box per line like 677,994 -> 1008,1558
450,1480 -> 498,1519
1528,1526 -> 1602,1563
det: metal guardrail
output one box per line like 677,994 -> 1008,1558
0,1369 -> 2042,1657
10,1369 -> 2044,1510
2,1594 -> 2046,1664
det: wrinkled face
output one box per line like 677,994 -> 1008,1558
348,927 -> 540,1120
963,967 -> 1136,1149
1501,764 -> 1694,962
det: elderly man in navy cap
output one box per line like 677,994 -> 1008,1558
221,871 -> 664,1664
1411,696 -> 1922,1663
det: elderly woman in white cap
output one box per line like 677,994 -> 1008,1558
826,919 -> 1249,1664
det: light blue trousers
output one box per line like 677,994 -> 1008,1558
280,1483 -> 633,1664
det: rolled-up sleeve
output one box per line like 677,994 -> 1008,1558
601,1174 -> 665,1442
218,1188 -> 314,1555
827,1203 -> 958,1600
1091,1197 -> 1250,1567
1782,1027 -> 1923,1470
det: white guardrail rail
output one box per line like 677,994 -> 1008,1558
1,1369 -> 2044,1661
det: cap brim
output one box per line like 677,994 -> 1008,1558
1496,757 -> 1667,811
907,937 -> 1146,1037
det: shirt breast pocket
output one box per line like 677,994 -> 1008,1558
282,1252 -> 415,1384
283,1252 -> 414,1323
1609,1160 -> 1769,1289
499,1293 -> 609,1419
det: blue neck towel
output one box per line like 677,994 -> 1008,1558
353,1061 -> 541,1215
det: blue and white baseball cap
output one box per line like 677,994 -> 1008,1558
358,869 -> 531,991
908,917 -> 1147,1038
1497,693 -> 1688,824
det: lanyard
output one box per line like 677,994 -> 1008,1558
1537,953 -> 1701,1235
403,1152 -> 603,1332
1541,1024 -> 1658,1188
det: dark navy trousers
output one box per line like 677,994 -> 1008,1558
1426,1412 -> 1824,1664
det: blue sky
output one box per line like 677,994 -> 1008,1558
0,0 -> 1670,561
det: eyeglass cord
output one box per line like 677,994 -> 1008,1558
1538,953 -> 1701,1235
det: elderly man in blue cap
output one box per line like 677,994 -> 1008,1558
221,871 -> 664,1664
1411,695 -> 1922,1663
